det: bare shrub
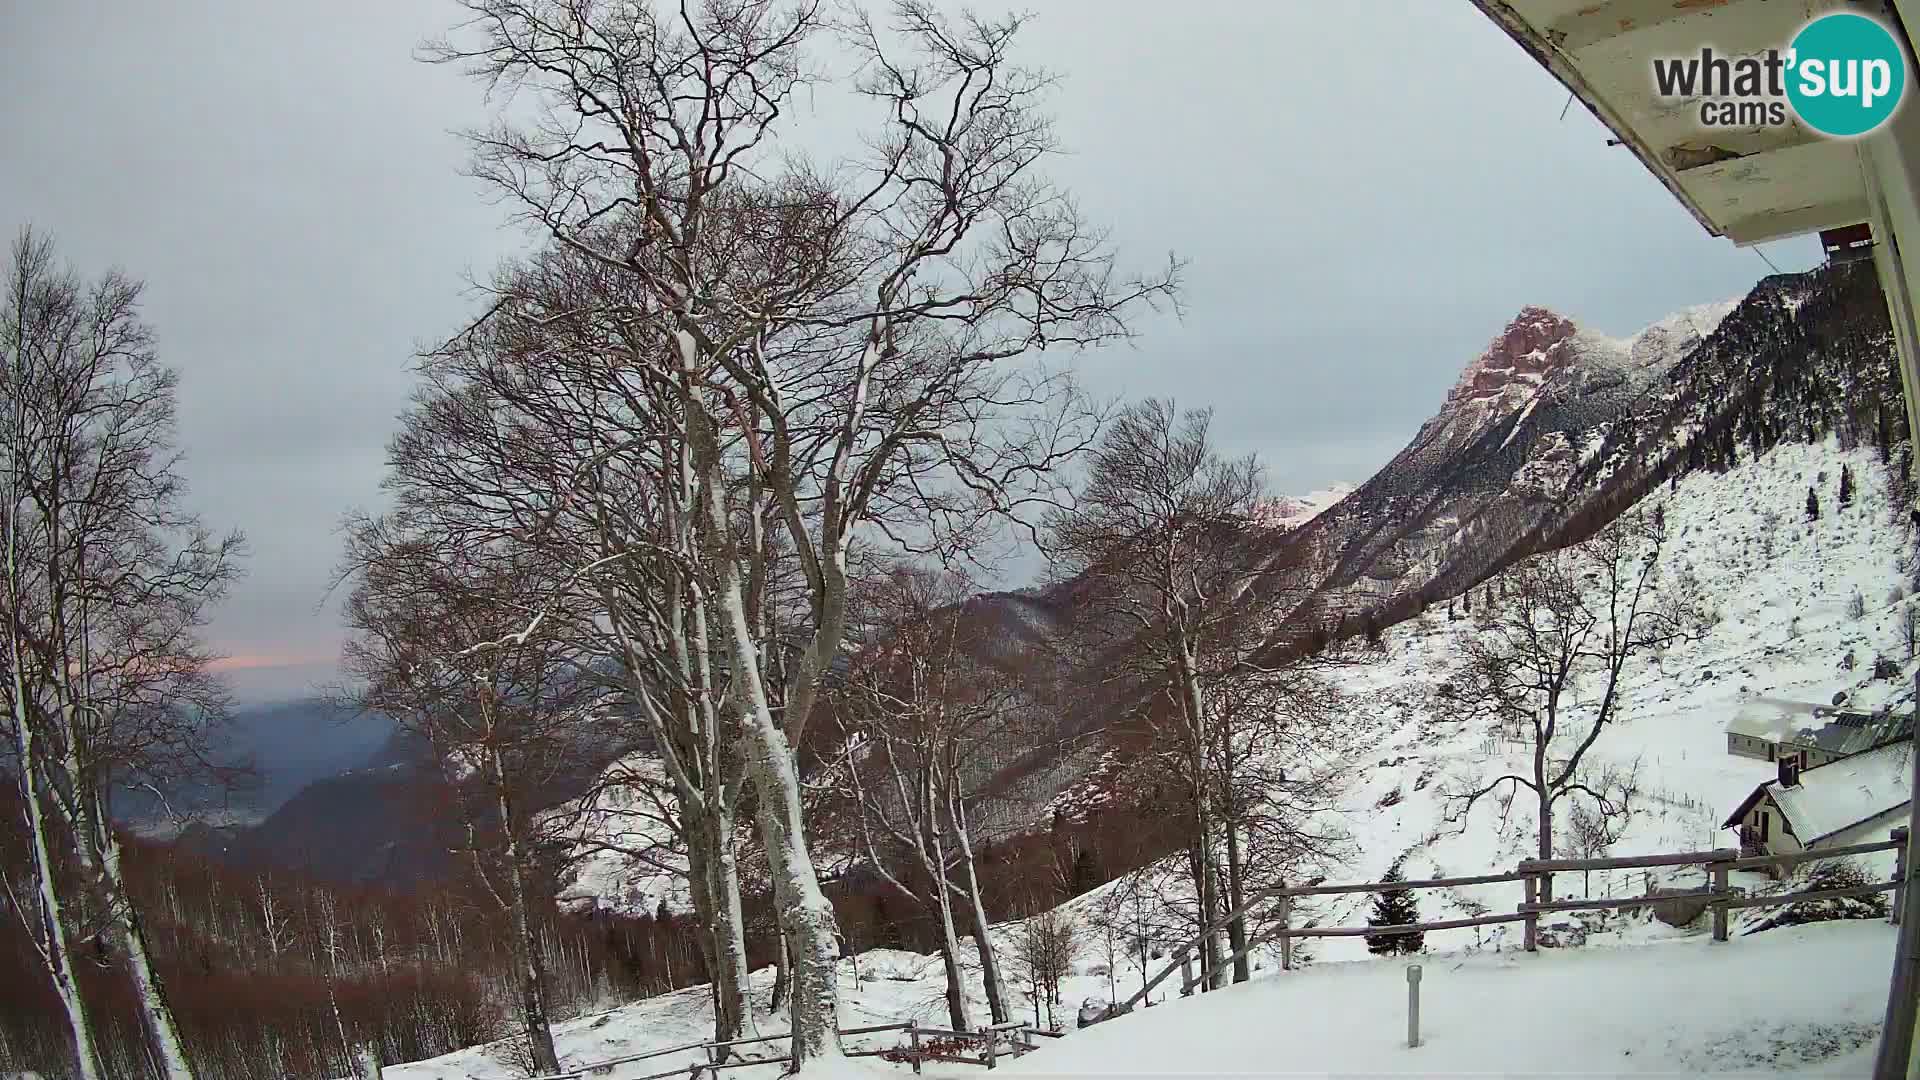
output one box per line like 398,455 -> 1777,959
1745,860 -> 1888,934
491,1032 -> 540,1078
1015,912 -> 1080,1030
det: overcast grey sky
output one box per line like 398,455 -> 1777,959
0,2 -> 1821,700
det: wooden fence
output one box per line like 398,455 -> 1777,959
475,1018 -> 1056,1080
1120,827 -> 1910,1012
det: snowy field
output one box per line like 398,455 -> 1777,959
385,438 -> 1915,1079
1006,920 -> 1897,1078
373,922 -> 1902,1079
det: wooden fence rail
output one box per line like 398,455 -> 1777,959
1518,847 -> 1740,873
493,1018 -> 1053,1080
484,830 -> 1914,1079
1123,827 -> 1911,1013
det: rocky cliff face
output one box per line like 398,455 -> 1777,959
1254,294 -> 1737,634
1444,304 -> 1575,406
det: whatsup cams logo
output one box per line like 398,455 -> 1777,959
1651,12 -> 1908,137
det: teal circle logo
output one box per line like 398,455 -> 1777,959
1786,13 -> 1906,137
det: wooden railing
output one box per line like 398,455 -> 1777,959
499,1018 -> 1052,1079
1119,827 -> 1911,1012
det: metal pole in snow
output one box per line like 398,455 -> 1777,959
1406,965 -> 1422,1049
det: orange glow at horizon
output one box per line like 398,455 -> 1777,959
207,652 -> 335,673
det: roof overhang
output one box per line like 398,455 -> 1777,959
1722,781 -> 1772,828
1472,0 -> 1889,245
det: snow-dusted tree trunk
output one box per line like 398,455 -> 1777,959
681,803 -> 757,1046
96,812 -> 195,1079
933,905 -> 972,1030
1173,628 -> 1227,991
928,826 -> 973,1032
53,698 -> 196,1080
729,644 -> 842,1064
11,726 -> 105,1080
1220,810 -> 1249,983
316,891 -> 353,1069
488,747 -> 562,1074
952,800 -> 1009,1024
685,400 -> 841,1065
704,803 -> 758,1043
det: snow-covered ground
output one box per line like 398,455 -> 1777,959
397,437 -> 1913,1079
1007,920 -> 1896,1078
364,949 -> 995,1080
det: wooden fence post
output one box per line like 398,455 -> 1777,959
985,1029 -> 997,1071
907,1020 -> 921,1075
1278,885 -> 1293,972
1521,869 -> 1539,952
1894,827 -> 1909,927
1710,860 -> 1730,943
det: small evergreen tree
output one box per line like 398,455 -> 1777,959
1070,847 -> 1101,895
1365,863 -> 1424,956
1839,464 -> 1854,507
1807,486 -> 1821,521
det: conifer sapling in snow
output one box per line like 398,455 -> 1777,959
1365,862 -> 1424,955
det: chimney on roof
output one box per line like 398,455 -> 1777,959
1778,754 -> 1802,789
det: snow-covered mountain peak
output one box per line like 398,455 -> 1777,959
1619,298 -> 1740,378
1446,305 -> 1579,406
1447,298 -> 1737,411
1253,483 -> 1354,532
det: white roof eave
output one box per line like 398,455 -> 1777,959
1472,0 -> 1871,246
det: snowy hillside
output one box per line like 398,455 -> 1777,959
1280,437 -> 1916,957
1034,435 -> 1915,961
561,436 -> 1916,940
553,756 -> 688,917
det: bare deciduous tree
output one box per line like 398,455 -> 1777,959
834,563 -> 1026,1029
1564,764 -> 1643,899
1045,400 -> 1342,989
1444,506 -> 1686,899
341,534 -> 603,1075
1013,909 -> 1077,1031
421,0 -> 1175,1065
3,228 -> 242,1080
